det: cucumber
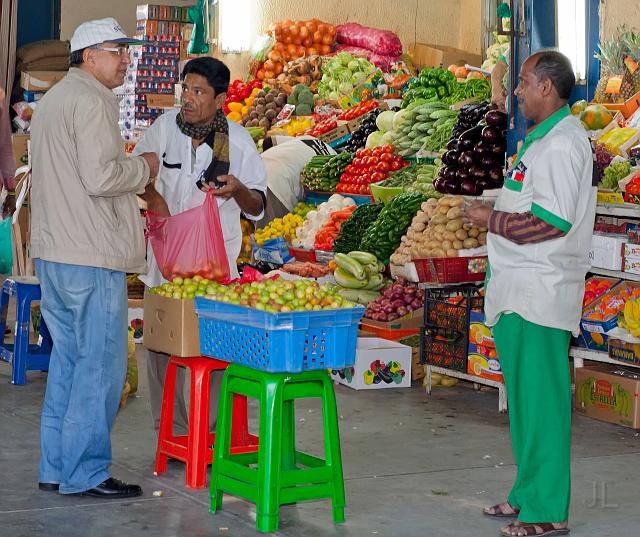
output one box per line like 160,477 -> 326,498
429,109 -> 458,119
416,123 -> 432,133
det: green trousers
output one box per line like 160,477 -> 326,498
492,313 -> 572,523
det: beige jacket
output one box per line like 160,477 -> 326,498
30,68 -> 150,272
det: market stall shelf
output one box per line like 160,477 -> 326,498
589,267 -> 640,282
596,203 -> 640,217
569,346 -> 640,371
425,364 -> 507,413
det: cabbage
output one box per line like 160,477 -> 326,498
376,110 -> 396,133
337,52 -> 353,67
392,109 -> 409,130
328,91 -> 341,101
351,71 -> 368,85
338,81 -> 354,95
347,60 -> 360,72
381,131 -> 396,145
365,130 -> 384,149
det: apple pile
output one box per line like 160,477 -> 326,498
149,275 -> 217,300
203,279 -> 357,313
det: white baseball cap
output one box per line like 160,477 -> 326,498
70,17 -> 142,52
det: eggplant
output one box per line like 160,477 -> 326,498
441,178 -> 458,194
446,139 -> 460,151
489,167 -> 504,183
458,151 -> 475,167
480,155 -> 497,168
481,126 -> 501,143
490,142 -> 507,156
461,178 -> 478,195
457,167 -> 471,182
470,164 -> 488,180
476,178 -> 492,192
443,149 -> 460,166
443,166 -> 458,180
434,177 -> 446,192
474,144 -> 488,158
485,110 -> 508,127
459,124 -> 483,141
459,138 -> 476,151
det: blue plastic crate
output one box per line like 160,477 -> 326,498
303,189 -> 372,206
194,297 -> 364,373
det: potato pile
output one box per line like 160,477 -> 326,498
242,88 -> 288,130
390,196 -> 487,265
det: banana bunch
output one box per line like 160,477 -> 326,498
576,378 -> 595,409
621,299 -> 640,336
614,384 -> 632,417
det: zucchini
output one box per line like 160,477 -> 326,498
347,251 -> 378,265
334,267 -> 368,289
429,109 -> 458,119
335,253 -> 366,280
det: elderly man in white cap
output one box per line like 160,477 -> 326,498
30,18 -> 160,499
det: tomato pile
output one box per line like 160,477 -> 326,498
338,100 -> 378,121
305,118 -> 338,138
223,79 -> 262,116
335,145 -> 408,195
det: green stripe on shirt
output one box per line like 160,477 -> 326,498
531,202 -> 572,233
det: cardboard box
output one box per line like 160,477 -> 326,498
575,365 -> 640,429
146,93 -> 176,108
623,255 -> 640,275
409,43 -> 483,70
608,338 -> 640,367
143,292 -> 200,357
20,70 -> 66,92
624,243 -> 640,258
359,309 -> 423,339
467,310 -> 503,382
589,233 -> 626,271
318,123 -> 351,144
11,134 -> 29,169
330,337 -> 412,390
601,90 -> 640,119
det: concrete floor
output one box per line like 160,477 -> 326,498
1,350 -> 640,537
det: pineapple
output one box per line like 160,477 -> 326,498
595,32 -> 630,103
621,26 -> 640,96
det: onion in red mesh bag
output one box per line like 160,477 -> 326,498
336,23 -> 403,56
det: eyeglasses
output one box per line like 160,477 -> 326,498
92,45 -> 131,58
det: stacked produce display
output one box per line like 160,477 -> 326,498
302,153 -> 354,192
240,87 -> 289,130
364,280 -> 425,322
253,202 -> 315,245
435,105 -> 506,195
337,145 -> 407,195
317,52 -> 376,101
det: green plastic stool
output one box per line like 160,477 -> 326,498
210,363 -> 346,533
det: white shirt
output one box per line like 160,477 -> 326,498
133,110 -> 267,286
261,136 -> 334,211
485,107 -> 596,335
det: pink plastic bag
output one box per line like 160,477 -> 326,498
336,23 -> 403,57
147,191 -> 230,282
335,44 -> 401,71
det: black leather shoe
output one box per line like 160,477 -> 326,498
81,477 -> 142,499
38,482 -> 60,492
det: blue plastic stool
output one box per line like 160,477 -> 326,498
0,277 -> 52,385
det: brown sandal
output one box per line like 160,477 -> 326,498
483,502 -> 520,518
499,522 -> 570,536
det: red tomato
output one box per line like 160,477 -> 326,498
380,152 -> 393,162
402,161 -> 410,168
335,184 -> 344,193
376,162 -> 390,173
344,164 -> 354,174
383,144 -> 396,154
359,184 -> 369,195
372,147 -> 384,157
371,172 -> 385,182
389,160 -> 402,171
355,148 -> 367,158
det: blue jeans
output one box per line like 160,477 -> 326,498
36,260 -> 127,494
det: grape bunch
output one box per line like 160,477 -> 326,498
601,159 -> 631,192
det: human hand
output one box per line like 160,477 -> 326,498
140,152 -> 160,178
207,174 -> 244,200
2,193 -> 15,219
462,202 -> 493,227
142,183 -> 170,216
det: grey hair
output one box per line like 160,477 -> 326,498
532,50 -> 576,100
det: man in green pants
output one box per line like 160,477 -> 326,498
464,50 -> 596,537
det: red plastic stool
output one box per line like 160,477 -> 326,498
154,355 -> 259,489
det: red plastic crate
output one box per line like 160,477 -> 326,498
288,247 -> 317,263
414,256 -> 488,284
